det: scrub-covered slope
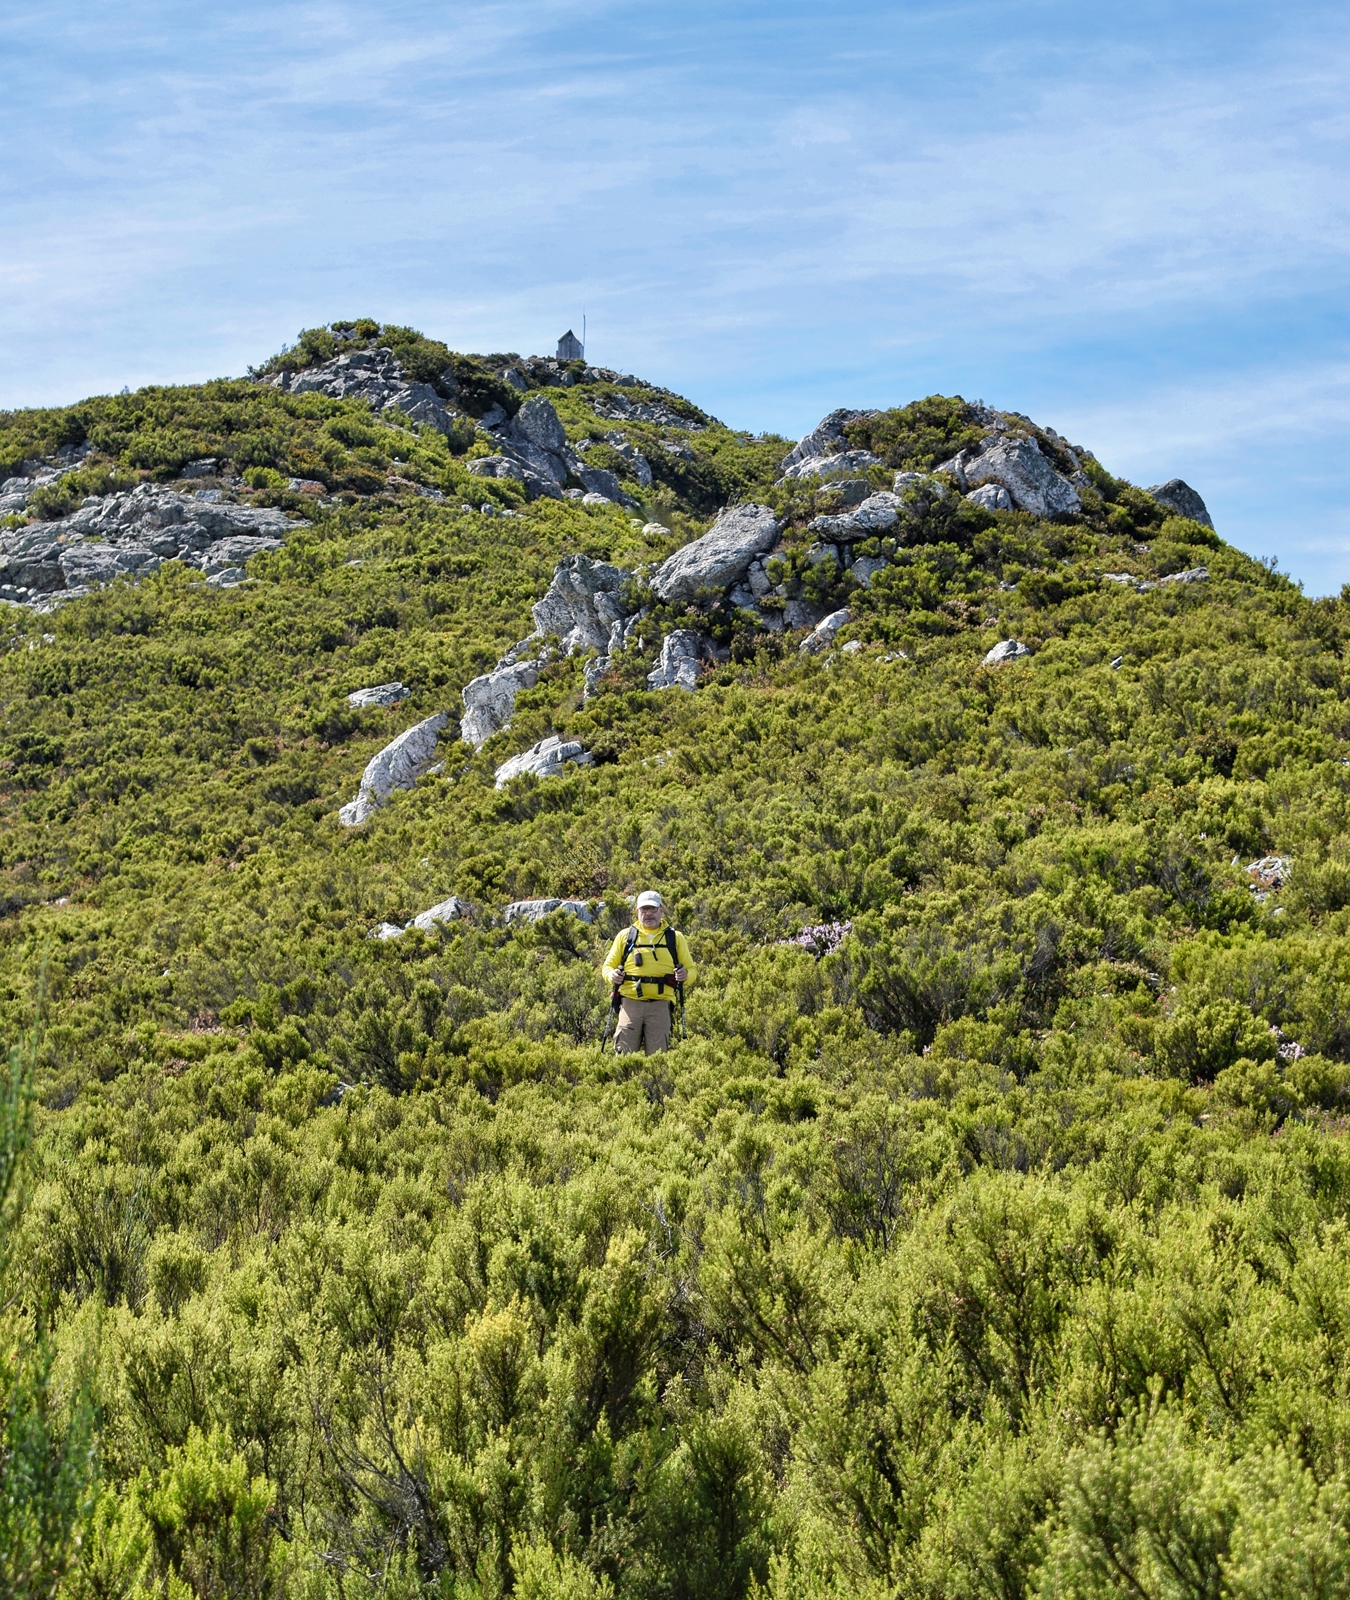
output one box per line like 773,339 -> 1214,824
3,322 -> 1350,1599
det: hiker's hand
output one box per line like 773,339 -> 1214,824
610,973 -> 623,987
674,967 -> 687,984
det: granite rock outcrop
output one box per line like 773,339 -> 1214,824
779,409 -> 878,479
530,554 -> 630,655
502,898 -> 596,925
938,436 -> 1081,518
1148,479 -> 1214,529
494,735 -> 594,789
0,484 -> 302,608
338,711 -> 449,825
650,504 -> 781,601
461,661 -> 541,748
264,346 -> 458,436
647,629 -> 707,692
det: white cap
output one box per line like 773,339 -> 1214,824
635,890 -> 663,909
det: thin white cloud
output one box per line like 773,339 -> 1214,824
1061,357 -> 1350,485
4,0 -> 1350,589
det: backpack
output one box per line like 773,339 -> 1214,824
613,925 -> 682,1005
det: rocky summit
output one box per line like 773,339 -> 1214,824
5,318 -> 1350,1600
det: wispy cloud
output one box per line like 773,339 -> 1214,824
2,2 -> 1348,585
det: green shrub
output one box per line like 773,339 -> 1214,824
3,333 -> 1350,1600
1160,514 -> 1221,550
1156,998 -> 1277,1082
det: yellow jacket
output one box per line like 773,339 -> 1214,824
602,921 -> 695,1003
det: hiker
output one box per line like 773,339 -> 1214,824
602,891 -> 695,1055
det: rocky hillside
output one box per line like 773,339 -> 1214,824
2,322 -> 1350,1598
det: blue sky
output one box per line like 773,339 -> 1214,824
3,2 -> 1348,589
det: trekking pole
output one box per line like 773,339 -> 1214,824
601,984 -> 621,1054
677,982 -> 686,1041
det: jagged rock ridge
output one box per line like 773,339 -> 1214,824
0,484 -> 303,609
452,396 -> 1215,750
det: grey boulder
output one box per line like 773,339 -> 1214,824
800,607 -> 852,654
494,734 -> 594,788
338,711 -> 449,826
201,535 -> 282,572
966,483 -> 1014,512
509,393 -> 568,456
983,639 -> 1031,667
503,898 -> 596,925
466,456 -> 526,483
1149,479 -> 1213,529
575,466 -> 626,503
373,896 -> 475,941
650,503 -> 781,601
938,436 -> 1081,518
647,629 -> 705,692
818,478 -> 875,507
348,682 -> 410,709
779,409 -> 877,475
746,557 -> 772,598
460,660 -> 540,748
780,448 -> 880,484
531,553 -> 631,655
810,491 -> 901,541
409,896 -> 473,933
851,555 -> 887,587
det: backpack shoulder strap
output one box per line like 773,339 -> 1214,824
611,926 -> 640,1009
664,927 -> 679,966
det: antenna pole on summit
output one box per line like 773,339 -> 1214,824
582,313 -> 586,360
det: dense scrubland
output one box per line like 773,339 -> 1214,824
3,325 -> 1350,1598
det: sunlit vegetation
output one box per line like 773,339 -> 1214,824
2,327 -> 1350,1596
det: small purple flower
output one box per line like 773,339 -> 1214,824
1277,1040 -> 1305,1062
779,920 -> 853,958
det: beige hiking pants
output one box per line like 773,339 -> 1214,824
614,998 -> 672,1055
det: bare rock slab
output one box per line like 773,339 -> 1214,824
461,661 -> 540,748
983,639 -> 1031,667
347,682 -> 410,709
1148,479 -> 1213,528
339,711 -> 448,825
502,898 -> 596,925
494,734 -> 594,789
650,504 -> 781,601
810,491 -> 901,541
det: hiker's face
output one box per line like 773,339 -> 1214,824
638,904 -> 662,928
